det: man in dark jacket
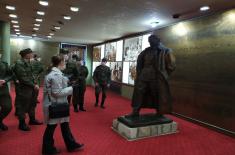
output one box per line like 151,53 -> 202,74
131,35 -> 176,117
93,58 -> 111,108
72,56 -> 88,112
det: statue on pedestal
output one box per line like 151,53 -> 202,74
130,34 -> 176,118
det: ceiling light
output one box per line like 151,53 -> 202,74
37,11 -> 45,16
200,6 -> 210,11
63,16 -> 71,20
9,14 -> 17,18
13,25 -> 20,28
47,35 -> 52,38
54,26 -> 60,30
15,29 -> 20,32
34,23 -> 40,27
6,5 -> 15,10
16,32 -> 21,35
32,34 -> 37,37
11,20 -> 18,24
70,6 -> 79,12
150,21 -> 159,28
39,0 -> 49,6
49,33 -> 54,36
33,27 -> 39,31
35,18 -> 43,22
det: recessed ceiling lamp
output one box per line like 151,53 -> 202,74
70,6 -> 79,12
13,25 -> 20,28
6,5 -> 15,10
63,16 -> 71,20
54,26 -> 60,30
34,23 -> 40,27
150,21 -> 159,28
33,27 -> 39,31
14,29 -> 20,32
47,35 -> 52,38
200,6 -> 210,11
37,11 -> 45,16
11,20 -> 18,24
32,34 -> 37,37
49,33 -> 54,36
9,14 -> 17,18
35,18 -> 43,22
39,0 -> 49,6
16,32 -> 21,35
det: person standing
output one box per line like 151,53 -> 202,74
72,57 -> 88,112
14,48 -> 42,131
0,53 -> 13,131
42,55 -> 84,154
93,58 -> 111,109
63,53 -> 78,104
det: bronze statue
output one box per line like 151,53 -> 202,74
130,35 -> 176,117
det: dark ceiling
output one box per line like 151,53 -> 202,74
0,0 -> 235,44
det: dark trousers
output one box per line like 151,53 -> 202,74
15,85 -> 38,121
73,85 -> 86,110
95,84 -> 107,106
28,89 -> 39,120
42,122 -> 78,152
0,94 -> 12,122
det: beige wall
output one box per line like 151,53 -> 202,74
10,38 -> 60,67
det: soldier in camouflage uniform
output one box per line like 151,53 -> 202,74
72,56 -> 88,112
0,53 -> 13,131
14,48 -> 42,131
63,54 -> 78,104
93,58 -> 111,109
30,54 -> 44,125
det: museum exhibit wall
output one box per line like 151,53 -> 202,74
92,9 -> 235,133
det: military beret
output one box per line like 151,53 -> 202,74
19,48 -> 33,57
59,48 -> 69,54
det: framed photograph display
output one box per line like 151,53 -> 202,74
122,62 -> 130,84
128,62 -> 137,85
93,46 -> 102,61
142,34 -> 151,50
105,42 -> 117,61
110,62 -> 123,82
123,36 -> 143,61
116,40 -> 123,61
60,43 -> 86,64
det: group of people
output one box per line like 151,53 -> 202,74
0,34 -> 175,154
0,47 -> 112,154
0,49 -> 44,131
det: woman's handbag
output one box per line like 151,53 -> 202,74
49,102 -> 70,119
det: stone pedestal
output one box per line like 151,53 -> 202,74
112,114 -> 178,141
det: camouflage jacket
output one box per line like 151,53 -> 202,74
14,59 -> 35,88
63,60 -> 77,81
0,61 -> 13,95
93,64 -> 111,85
75,65 -> 88,82
31,60 -> 44,77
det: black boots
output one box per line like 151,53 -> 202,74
29,117 -> 43,125
0,121 -> 8,131
29,119 -> 43,125
19,120 -> 30,131
67,143 -> 84,152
